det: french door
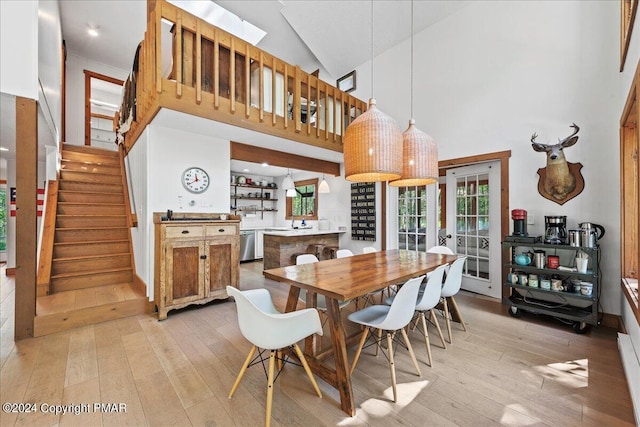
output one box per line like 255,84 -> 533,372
445,162 -> 501,298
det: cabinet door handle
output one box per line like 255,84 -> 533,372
200,255 -> 207,260
181,230 -> 189,234
218,228 -> 225,232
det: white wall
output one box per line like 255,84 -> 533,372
38,0 -> 62,144
64,53 -> 128,145
0,0 -> 38,98
351,0 -> 622,315
128,124 -> 231,300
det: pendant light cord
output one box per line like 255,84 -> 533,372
410,0 -> 414,119
371,0 -> 374,98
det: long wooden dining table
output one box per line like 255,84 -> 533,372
262,249 -> 459,416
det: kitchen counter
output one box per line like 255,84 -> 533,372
262,230 -> 344,269
263,228 -> 345,237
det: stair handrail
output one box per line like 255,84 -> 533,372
36,179 -> 58,296
118,144 -> 138,228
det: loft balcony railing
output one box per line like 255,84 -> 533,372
117,0 -> 367,153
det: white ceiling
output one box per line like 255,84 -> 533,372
60,1 -> 468,79
1,1 -> 469,170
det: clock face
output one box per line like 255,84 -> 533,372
181,167 -> 210,193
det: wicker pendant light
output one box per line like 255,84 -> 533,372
389,0 -> 438,187
344,2 -> 403,183
389,119 -> 438,186
344,99 -> 403,182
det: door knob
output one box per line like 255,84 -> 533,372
446,234 -> 452,239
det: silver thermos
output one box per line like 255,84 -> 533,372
568,230 -> 581,247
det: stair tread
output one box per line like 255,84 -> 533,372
58,191 -> 122,196
54,239 -> 129,246
57,215 -> 127,219
58,201 -> 125,206
51,266 -> 132,279
53,252 -> 131,263
55,227 -> 128,232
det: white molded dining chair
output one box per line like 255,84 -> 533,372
427,245 -> 455,255
362,246 -> 377,254
385,265 -> 447,367
440,256 -> 468,343
226,286 -> 322,427
426,245 -> 455,277
348,275 -> 425,402
336,249 -> 354,258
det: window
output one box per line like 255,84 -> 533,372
286,178 -> 318,220
397,186 -> 428,251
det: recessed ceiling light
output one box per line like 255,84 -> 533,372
87,25 -> 99,37
261,162 -> 269,167
243,168 -> 250,172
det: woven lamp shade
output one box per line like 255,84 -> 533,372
389,119 -> 438,187
344,99 -> 403,182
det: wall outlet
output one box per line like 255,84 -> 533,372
527,214 -> 535,225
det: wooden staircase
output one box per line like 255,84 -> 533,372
35,144 -> 147,336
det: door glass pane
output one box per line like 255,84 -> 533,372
455,173 -> 491,280
397,186 -> 428,252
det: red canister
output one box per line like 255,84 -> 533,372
547,255 -> 560,269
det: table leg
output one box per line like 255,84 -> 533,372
325,297 -> 356,416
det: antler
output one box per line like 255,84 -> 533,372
559,123 -> 579,144
531,133 -> 538,143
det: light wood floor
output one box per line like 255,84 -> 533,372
0,262 -> 635,426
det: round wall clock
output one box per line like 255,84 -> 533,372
181,167 -> 210,193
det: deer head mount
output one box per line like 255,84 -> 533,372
531,123 -> 584,205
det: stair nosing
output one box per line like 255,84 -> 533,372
51,266 -> 133,280
54,239 -> 130,246
57,202 -> 126,207
52,252 -> 132,263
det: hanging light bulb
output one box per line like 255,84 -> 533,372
343,1 -> 402,183
282,169 -> 294,190
318,174 -> 330,193
286,188 -> 297,198
389,0 -> 438,187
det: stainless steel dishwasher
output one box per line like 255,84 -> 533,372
239,230 -> 256,262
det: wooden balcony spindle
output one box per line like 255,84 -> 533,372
272,57 -> 277,126
230,38 -> 235,113
214,30 -> 220,109
259,52 -> 264,122
245,44 -> 250,118
195,21 -> 202,104
176,15 -> 182,97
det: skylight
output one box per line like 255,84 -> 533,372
168,1 -> 266,46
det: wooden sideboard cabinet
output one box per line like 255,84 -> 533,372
154,215 -> 239,320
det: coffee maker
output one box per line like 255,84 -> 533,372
511,209 -> 527,236
545,215 -> 567,244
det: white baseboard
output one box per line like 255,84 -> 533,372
618,333 -> 640,426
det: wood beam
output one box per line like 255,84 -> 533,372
230,141 -> 341,176
15,97 -> 38,340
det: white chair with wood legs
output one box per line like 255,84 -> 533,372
427,245 -> 454,276
226,286 -> 322,427
359,246 -> 392,305
348,276 -> 425,402
427,245 -> 454,255
439,256 -> 468,343
336,249 -> 354,258
386,265 -> 448,366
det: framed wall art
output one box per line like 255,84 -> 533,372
337,70 -> 356,93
